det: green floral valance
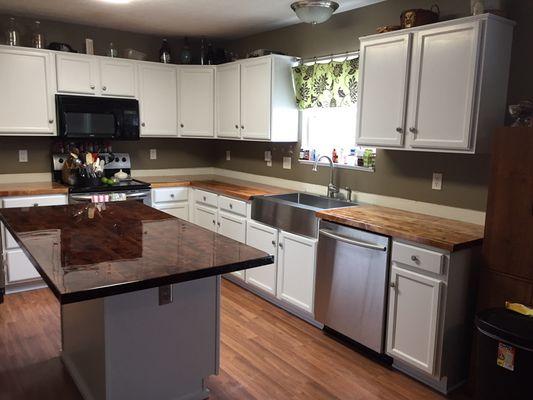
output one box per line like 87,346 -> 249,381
292,58 -> 359,110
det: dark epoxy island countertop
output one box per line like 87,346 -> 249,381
0,201 -> 273,304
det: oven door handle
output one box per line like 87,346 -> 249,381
319,229 -> 387,252
69,194 -> 93,202
126,191 -> 150,198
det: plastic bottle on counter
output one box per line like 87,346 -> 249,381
332,148 -> 338,163
299,148 -> 305,160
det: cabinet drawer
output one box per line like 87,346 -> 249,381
218,196 -> 246,216
392,241 -> 444,275
155,203 -> 189,221
6,249 -> 41,283
152,187 -> 188,203
3,195 -> 67,250
194,189 -> 218,207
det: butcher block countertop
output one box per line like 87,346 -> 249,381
0,181 -> 69,197
142,175 -> 291,200
316,205 -> 484,252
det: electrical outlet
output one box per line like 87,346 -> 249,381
150,149 -> 157,160
18,150 -> 28,163
225,150 -> 231,161
432,172 -> 443,190
283,156 -> 292,170
264,151 -> 272,162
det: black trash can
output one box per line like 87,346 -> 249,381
475,308 -> 533,400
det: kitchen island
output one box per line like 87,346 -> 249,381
0,201 -> 273,400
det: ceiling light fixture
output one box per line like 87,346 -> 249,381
99,0 -> 132,4
291,1 -> 340,25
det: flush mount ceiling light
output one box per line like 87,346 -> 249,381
291,1 -> 340,24
99,0 -> 132,4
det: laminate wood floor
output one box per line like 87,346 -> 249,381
0,280 -> 470,400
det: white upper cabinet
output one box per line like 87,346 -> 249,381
240,57 -> 272,140
356,34 -> 411,147
356,14 -> 514,153
138,63 -> 178,137
216,55 -> 298,142
178,66 -> 215,137
0,46 -> 56,135
407,21 -> 481,150
57,54 -> 136,97
56,53 -> 99,95
216,63 -> 241,138
99,58 -> 137,97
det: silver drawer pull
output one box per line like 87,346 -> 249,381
319,229 -> 387,252
411,255 -> 420,263
271,240 -> 276,246
229,203 -> 233,209
33,203 -> 39,207
278,243 -> 283,249
203,196 -> 207,201
390,282 -> 396,288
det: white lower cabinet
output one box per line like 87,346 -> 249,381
2,194 -> 67,288
386,264 -> 442,374
245,220 -> 278,296
277,231 -> 317,314
218,210 -> 247,280
151,187 -> 189,221
193,203 -> 218,232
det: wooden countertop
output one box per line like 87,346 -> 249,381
0,181 -> 69,197
141,175 -> 291,200
316,205 -> 484,252
0,201 -> 272,304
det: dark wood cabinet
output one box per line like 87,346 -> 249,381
479,127 -> 533,309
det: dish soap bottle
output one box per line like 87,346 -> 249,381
332,148 -> 338,163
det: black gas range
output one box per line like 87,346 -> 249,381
52,153 -> 151,205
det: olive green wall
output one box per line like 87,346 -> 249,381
214,0 -> 532,212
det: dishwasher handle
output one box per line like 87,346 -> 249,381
319,229 -> 387,252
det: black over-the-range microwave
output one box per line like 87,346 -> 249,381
56,95 -> 140,140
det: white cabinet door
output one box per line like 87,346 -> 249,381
193,204 -> 217,232
407,21 -> 481,150
240,57 -> 271,140
277,231 -> 317,314
6,249 -> 40,283
100,58 -> 137,97
56,53 -> 99,95
178,67 -> 215,137
156,204 -> 189,221
356,34 -> 411,147
386,264 -> 442,375
245,220 -> 278,296
138,63 -> 178,137
216,63 -> 241,138
217,211 -> 247,280
0,48 -> 55,135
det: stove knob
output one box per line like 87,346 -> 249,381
121,157 -> 127,162
58,158 -> 64,163
115,157 -> 119,162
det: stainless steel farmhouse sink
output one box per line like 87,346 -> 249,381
251,193 -> 357,238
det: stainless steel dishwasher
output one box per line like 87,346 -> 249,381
314,220 -> 390,353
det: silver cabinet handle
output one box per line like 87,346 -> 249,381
229,203 -> 233,209
180,123 -> 184,128
271,240 -> 276,246
235,124 -> 239,129
170,193 -> 175,198
102,86 -> 107,91
33,203 -> 39,207
319,229 -> 387,252
278,242 -> 283,249
48,119 -> 54,124
212,220 -> 216,225
203,196 -> 206,201
141,122 -> 146,127
90,84 -> 95,89
390,282 -> 396,288
241,125 -> 244,130
411,255 -> 420,263
409,127 -> 417,134
217,221 -> 221,227
396,127 -> 403,133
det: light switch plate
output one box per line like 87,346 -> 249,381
283,157 -> 292,170
264,151 -> 272,162
226,150 -> 231,161
432,172 -> 443,190
150,149 -> 157,160
18,150 -> 28,163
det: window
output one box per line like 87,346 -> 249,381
293,56 -> 375,169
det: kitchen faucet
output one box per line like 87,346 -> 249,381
312,155 -> 339,198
